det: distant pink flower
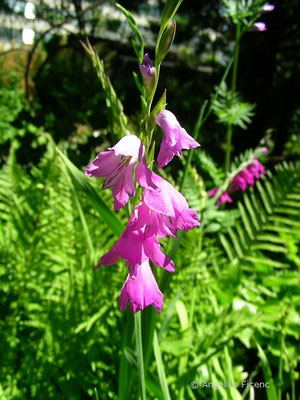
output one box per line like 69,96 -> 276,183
231,175 -> 247,193
96,226 -> 175,273
263,3 -> 275,12
136,158 -> 200,232
252,22 -> 267,31
247,159 -> 266,179
209,187 -> 233,206
120,260 -> 163,313
262,147 -> 268,154
139,54 -> 154,86
240,169 -> 255,186
85,135 -> 144,210
231,159 -> 266,193
155,110 -> 200,168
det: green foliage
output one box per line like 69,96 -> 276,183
116,3 -> 144,64
0,143 -> 125,399
212,82 -> 255,129
0,74 -> 25,144
222,0 -> 267,23
81,39 -> 129,140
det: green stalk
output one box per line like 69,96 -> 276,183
278,334 -> 283,400
225,5 -> 241,173
135,312 -> 146,400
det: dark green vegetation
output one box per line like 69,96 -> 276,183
0,0 -> 300,399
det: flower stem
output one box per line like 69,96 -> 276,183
225,6 -> 241,173
134,312 -> 146,400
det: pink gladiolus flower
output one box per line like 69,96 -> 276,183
155,110 -> 200,169
252,22 -> 267,31
263,3 -> 275,12
209,187 -> 233,206
136,159 -> 200,232
139,54 -> 154,86
120,260 -> 163,313
96,226 -> 175,273
128,200 -> 177,238
85,135 -> 144,210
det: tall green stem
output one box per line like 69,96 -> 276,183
225,8 -> 241,173
134,312 -> 146,400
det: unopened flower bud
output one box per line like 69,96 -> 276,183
139,54 -> 154,86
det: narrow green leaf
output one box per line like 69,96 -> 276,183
153,330 -> 171,400
57,149 -> 124,237
228,227 -> 244,259
238,201 -> 255,241
243,193 -> 260,232
219,233 -> 235,260
245,257 -> 288,269
160,0 -> 183,30
116,3 -> 144,63
255,341 -> 278,400
256,181 -> 272,214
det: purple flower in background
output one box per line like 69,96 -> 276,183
263,3 -> 275,12
85,135 -> 144,210
240,169 -> 255,186
136,159 -> 200,232
231,174 -> 248,193
262,147 -> 268,154
120,260 -> 163,313
247,159 -> 266,180
155,110 -> 200,169
252,22 -> 267,31
231,159 -> 266,193
209,187 -> 233,206
139,54 -> 155,86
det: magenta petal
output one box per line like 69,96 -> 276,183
120,260 -> 163,313
240,169 -> 255,186
144,236 -> 175,273
155,110 -> 200,168
118,230 -> 148,265
209,187 -> 219,197
112,163 -> 135,210
136,157 -> 157,190
173,208 -> 200,231
157,143 -> 177,169
96,243 -> 120,268
85,135 -> 145,210
85,151 -> 121,178
144,188 -> 176,218
216,191 -> 233,206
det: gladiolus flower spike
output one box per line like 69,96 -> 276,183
87,121 -> 200,313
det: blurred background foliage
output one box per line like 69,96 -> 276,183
0,0 -> 300,165
0,0 -> 300,399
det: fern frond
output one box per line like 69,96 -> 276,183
216,161 -> 300,268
